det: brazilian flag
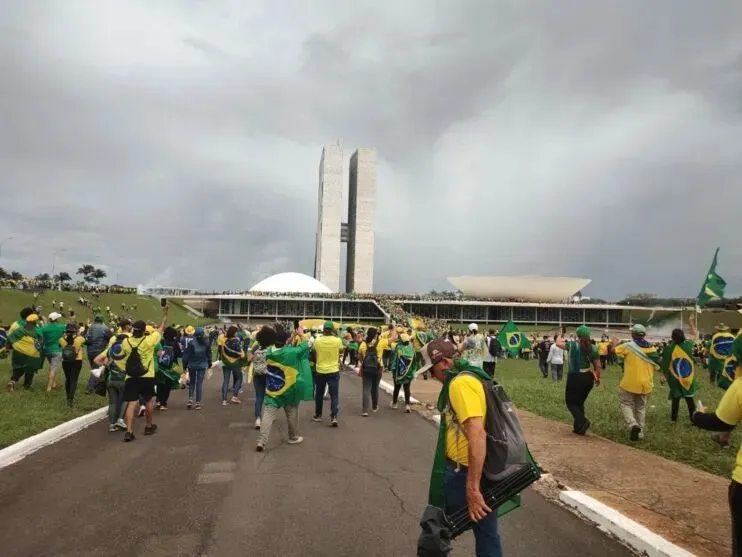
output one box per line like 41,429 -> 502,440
264,342 -> 314,408
720,356 -> 737,390
710,332 -> 735,361
697,247 -> 727,307
660,341 -> 695,392
497,320 -> 531,355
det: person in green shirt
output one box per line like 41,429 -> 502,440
7,313 -> 45,391
564,325 -> 601,435
38,312 -> 66,392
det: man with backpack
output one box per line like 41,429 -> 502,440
118,306 -> 168,442
416,338 -> 505,557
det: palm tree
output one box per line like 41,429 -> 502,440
35,273 -> 51,281
57,271 -> 71,283
76,264 -> 95,279
91,268 -> 107,283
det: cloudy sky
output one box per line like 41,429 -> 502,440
2,1 -> 742,299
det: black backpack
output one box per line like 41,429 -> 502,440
487,337 -> 501,358
125,338 -> 148,378
362,345 -> 380,374
61,337 -> 78,362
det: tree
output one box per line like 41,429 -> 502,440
0,267 -> 7,279
10,271 -> 23,280
76,264 -> 107,284
56,271 -> 71,283
35,273 -> 51,281
91,268 -> 107,283
76,264 -> 95,278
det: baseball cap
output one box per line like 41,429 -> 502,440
631,324 -> 646,335
576,325 -> 591,337
48,312 -> 62,321
94,313 -> 104,322
26,314 -> 39,323
417,339 -> 457,375
323,320 -> 334,331
468,323 -> 478,331
132,320 -> 147,334
195,326 -> 205,337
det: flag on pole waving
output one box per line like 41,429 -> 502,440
697,247 -> 726,307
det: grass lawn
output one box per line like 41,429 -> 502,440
0,289 -> 216,327
0,356 -> 106,449
494,358 -> 735,478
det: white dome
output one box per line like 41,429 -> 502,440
249,272 -> 333,294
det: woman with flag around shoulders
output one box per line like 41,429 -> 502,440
659,314 -> 699,423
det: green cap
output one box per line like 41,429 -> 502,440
323,320 -> 335,331
631,324 -> 646,335
94,313 -> 104,322
576,325 -> 591,337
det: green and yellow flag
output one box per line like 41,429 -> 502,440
264,342 -> 314,408
697,247 -> 726,307
497,320 -> 531,355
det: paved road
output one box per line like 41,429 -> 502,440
0,371 -> 633,557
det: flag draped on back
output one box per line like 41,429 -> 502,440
264,342 -> 314,408
660,341 -> 695,391
497,321 -> 531,355
697,248 -> 726,307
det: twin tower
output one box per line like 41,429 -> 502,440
313,143 -> 376,293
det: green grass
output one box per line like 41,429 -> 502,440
0,289 -> 216,327
494,358 -> 735,478
0,359 -> 106,449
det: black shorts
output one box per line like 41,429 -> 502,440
123,377 -> 156,402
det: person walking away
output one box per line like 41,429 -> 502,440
220,326 -> 245,406
95,319 -> 132,431
417,338 -> 505,557
7,313 -> 45,392
659,315 -> 699,423
691,329 -> 742,554
342,326 -> 354,366
358,327 -> 382,416
390,333 -> 416,412
611,324 -> 660,441
459,323 -> 486,369
184,327 -> 212,410
311,321 -> 345,426
249,330 -> 269,429
536,335 -> 551,379
39,312 -> 66,392
85,314 -> 111,393
597,338 -> 610,369
155,327 -> 182,411
482,330 -> 498,378
59,323 -> 86,407
119,306 -> 167,442
547,336 -> 565,381
256,323 -> 313,451
565,326 -> 601,435
709,323 -> 735,384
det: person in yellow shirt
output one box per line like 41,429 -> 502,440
611,324 -> 661,441
357,328 -> 384,416
692,331 -> 742,553
58,323 -> 86,407
311,320 -> 346,426
417,338 -> 504,556
597,339 -> 610,369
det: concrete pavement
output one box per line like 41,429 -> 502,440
0,371 -> 633,557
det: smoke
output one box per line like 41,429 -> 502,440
138,267 -> 176,291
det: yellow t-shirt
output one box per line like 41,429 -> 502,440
217,333 -> 226,349
377,336 -> 390,354
120,332 -> 162,379
59,335 -> 86,361
312,335 -> 344,374
358,340 -> 385,364
615,343 -> 658,394
444,374 -> 487,466
715,379 -> 742,483
9,320 -> 40,358
597,342 -> 609,356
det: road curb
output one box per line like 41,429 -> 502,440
559,491 -> 695,557
0,407 -> 107,471
378,378 -> 421,404
416,405 -> 694,556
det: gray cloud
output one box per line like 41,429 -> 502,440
2,0 -> 742,299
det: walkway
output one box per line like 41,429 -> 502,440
0,372 -> 632,557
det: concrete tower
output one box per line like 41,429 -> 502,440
346,148 -> 377,293
314,143 -> 343,292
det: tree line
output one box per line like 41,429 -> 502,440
0,264 -> 108,285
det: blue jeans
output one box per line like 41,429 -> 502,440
233,367 -> 244,394
444,465 -> 503,557
222,367 -> 241,401
314,372 -> 340,419
188,367 -> 206,402
253,374 -> 266,419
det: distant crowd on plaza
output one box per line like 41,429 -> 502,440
1,278 -> 136,295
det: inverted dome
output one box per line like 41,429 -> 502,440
447,275 -> 591,302
249,272 -> 333,294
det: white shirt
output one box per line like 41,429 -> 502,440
547,344 -> 564,365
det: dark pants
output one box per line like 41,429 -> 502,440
156,382 -> 172,406
314,372 -> 340,419
444,465 -> 503,557
382,350 -> 393,370
86,353 -> 101,393
730,480 -> 742,556
62,360 -> 83,403
11,366 -> 36,389
671,396 -> 696,422
482,361 -> 495,378
538,359 -> 548,377
393,381 -> 411,405
253,374 -> 266,419
551,363 -> 564,381
362,373 -> 380,412
565,372 -> 594,433
600,355 -> 607,368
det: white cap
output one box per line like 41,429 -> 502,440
468,323 -> 478,331
48,312 -> 62,321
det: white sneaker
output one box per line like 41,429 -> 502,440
362,412 -> 369,417
108,424 -> 118,432
222,401 -> 228,407
288,436 -> 304,445
372,407 -> 380,413
254,417 -> 261,430
391,402 -> 398,409
115,419 -> 127,430
405,405 -> 411,413
137,406 -> 146,417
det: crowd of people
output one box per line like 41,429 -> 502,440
4,296 -> 742,555
0,278 -> 136,295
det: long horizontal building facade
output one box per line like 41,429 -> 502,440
174,294 -> 672,327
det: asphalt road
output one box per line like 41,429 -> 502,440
0,371 -> 634,557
